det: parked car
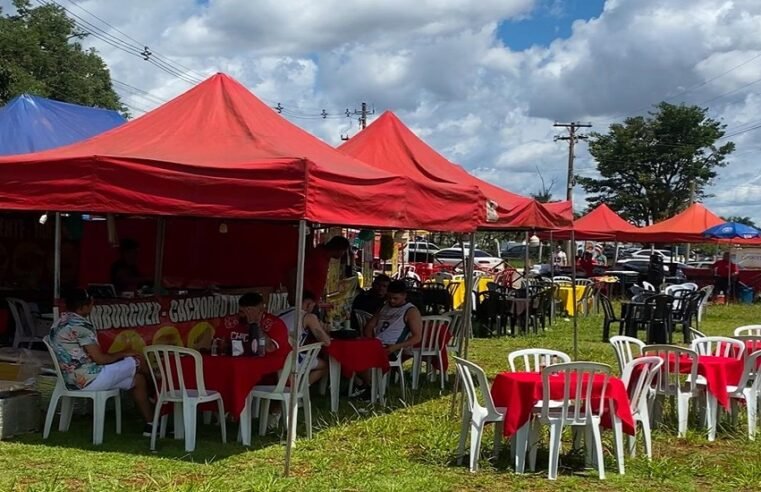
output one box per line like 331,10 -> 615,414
630,249 -> 675,263
685,260 -> 713,269
405,241 -> 439,262
502,244 -> 540,259
434,248 -> 504,270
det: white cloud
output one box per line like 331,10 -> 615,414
25,0 -> 761,222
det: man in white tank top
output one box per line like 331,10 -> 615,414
352,280 -> 422,398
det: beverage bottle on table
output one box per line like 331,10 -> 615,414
249,322 -> 260,355
257,332 -> 266,357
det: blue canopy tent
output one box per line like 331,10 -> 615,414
0,94 -> 125,155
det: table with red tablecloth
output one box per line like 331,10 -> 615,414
658,353 -> 744,409
490,371 -> 636,437
179,353 -> 286,418
326,338 -> 390,411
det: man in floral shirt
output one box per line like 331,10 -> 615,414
49,288 -> 154,436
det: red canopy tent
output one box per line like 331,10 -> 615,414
546,204 -> 637,240
617,203 -> 724,243
0,74 -> 482,232
338,111 -> 570,229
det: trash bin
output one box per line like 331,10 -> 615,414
739,283 -> 754,304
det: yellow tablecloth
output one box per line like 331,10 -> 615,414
441,277 -> 493,310
556,285 -> 588,316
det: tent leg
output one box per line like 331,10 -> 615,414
524,232 -> 529,335
153,217 -> 166,293
53,213 -> 62,321
449,233 -> 475,418
284,220 -> 308,476
571,230 -> 578,359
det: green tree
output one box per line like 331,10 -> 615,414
0,0 -> 124,112
577,102 -> 735,225
530,168 -> 555,203
722,216 -> 756,228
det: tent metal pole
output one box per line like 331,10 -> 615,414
524,231 -> 530,335
284,220 -> 308,476
549,232 -> 555,321
449,232 -> 475,419
53,213 -> 62,321
571,229 -> 578,359
153,217 -> 166,293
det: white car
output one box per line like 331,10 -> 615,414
630,249 -> 674,263
405,241 -> 440,262
434,248 -> 504,270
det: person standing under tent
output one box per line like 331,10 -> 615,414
713,252 -> 739,298
49,288 -> 154,436
286,235 -> 351,305
352,280 -> 422,399
279,290 -> 331,385
553,246 -> 568,266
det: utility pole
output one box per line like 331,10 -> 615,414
685,181 -> 696,261
354,102 -> 374,130
554,122 -> 592,204
341,103 -> 375,140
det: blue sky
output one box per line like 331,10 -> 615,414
498,0 -> 606,50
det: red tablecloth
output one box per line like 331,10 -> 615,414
179,354 -> 286,417
490,371 -> 636,437
662,354 -> 744,409
326,338 -> 390,376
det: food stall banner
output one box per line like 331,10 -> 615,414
0,94 -> 124,155
0,74 -> 480,232
61,294 -> 245,353
339,111 -> 570,230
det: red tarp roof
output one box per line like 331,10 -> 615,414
618,203 -> 724,243
0,74 -> 482,232
547,204 -> 637,240
338,111 -> 570,229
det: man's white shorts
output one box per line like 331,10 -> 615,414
86,357 -> 137,391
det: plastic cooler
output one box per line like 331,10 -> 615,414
739,284 -> 754,304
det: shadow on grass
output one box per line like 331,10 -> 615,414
11,371 -> 451,463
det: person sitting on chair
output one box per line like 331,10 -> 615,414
48,288 -> 154,436
279,290 -> 331,385
352,280 -> 422,399
351,274 -> 391,327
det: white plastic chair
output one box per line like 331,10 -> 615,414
144,345 -> 227,452
249,343 -> 322,445
7,298 -> 49,348
507,348 -> 571,372
735,325 -> 761,337
454,357 -> 506,472
687,327 -> 707,343
680,283 -> 699,291
534,362 -> 622,480
442,310 -> 465,356
690,336 -> 745,441
727,351 -> 761,440
552,276 -> 572,282
642,281 -> 656,292
42,336 -> 122,445
621,356 -> 663,459
642,345 -> 701,438
697,285 -> 713,323
412,316 -> 451,391
691,336 -> 745,359
267,292 -> 290,315
610,336 -> 646,375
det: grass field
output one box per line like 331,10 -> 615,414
3,304 -> 761,491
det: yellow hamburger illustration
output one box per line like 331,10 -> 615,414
152,325 -> 184,347
187,321 -> 215,350
108,330 -> 146,354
